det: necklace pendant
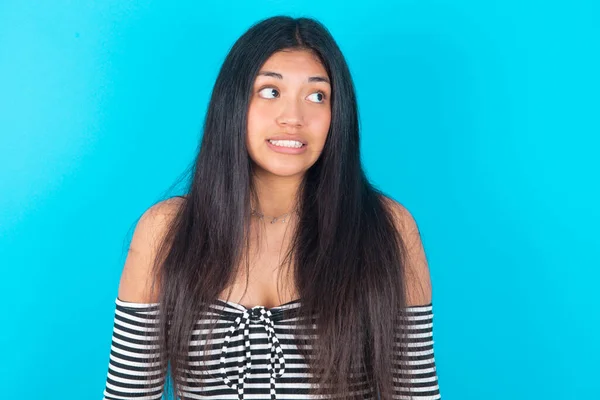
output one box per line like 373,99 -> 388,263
271,214 -> 288,224
251,208 -> 294,224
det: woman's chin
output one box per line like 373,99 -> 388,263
254,164 -> 308,179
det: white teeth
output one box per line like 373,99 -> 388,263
268,139 -> 304,148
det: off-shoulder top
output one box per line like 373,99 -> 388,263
102,297 -> 441,399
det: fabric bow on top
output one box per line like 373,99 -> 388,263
219,306 -> 286,400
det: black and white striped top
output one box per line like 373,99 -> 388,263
103,297 -> 441,400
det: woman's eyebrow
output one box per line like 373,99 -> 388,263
257,70 -> 330,84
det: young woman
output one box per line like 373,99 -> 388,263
103,15 -> 441,400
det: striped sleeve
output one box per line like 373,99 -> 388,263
103,298 -> 167,400
393,303 -> 441,399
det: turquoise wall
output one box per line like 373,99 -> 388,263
1,1 -> 598,399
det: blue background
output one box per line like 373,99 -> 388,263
1,1 -> 598,399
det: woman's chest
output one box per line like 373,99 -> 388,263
219,230 -> 299,309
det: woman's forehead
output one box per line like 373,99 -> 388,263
258,50 -> 328,80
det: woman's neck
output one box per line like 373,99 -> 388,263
252,172 -> 302,217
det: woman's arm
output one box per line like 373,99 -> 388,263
383,197 -> 441,399
103,198 -> 183,399
103,299 -> 166,400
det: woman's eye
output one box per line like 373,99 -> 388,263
307,91 -> 326,103
258,87 -> 279,99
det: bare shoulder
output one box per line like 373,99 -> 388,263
117,196 -> 186,303
380,195 -> 433,306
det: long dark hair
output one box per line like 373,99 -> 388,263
149,15 -> 417,399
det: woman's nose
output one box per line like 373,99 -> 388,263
276,99 -> 304,127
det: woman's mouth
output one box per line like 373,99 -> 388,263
266,139 -> 308,154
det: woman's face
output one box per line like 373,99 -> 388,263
246,49 -> 332,179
